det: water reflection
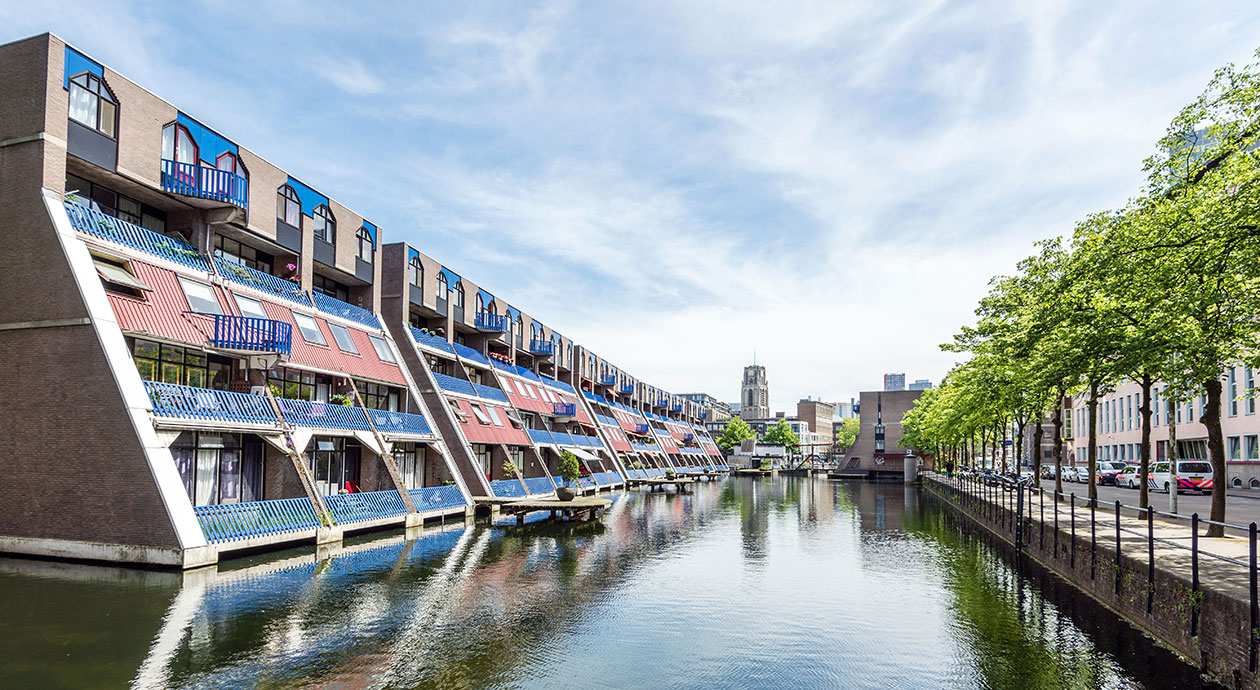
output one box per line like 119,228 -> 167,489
0,478 -> 1216,689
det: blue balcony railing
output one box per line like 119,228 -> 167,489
213,256 -> 309,306
207,313 -> 291,355
656,399 -> 670,408
325,490 -> 409,524
64,198 -> 211,272
474,312 -> 508,331
146,381 -> 279,425
473,384 -> 509,403
409,485 -> 468,512
672,404 -> 683,412
276,398 -> 371,430
453,341 -> 490,367
195,497 -> 320,544
523,476 -> 557,495
310,290 -> 381,330
699,412 -> 708,419
683,433 -> 695,442
411,326 -> 456,355
529,339 -> 554,355
366,408 -> 433,436
619,384 -> 635,394
634,423 -> 650,434
552,402 -> 576,417
433,371 -> 477,397
527,428 -> 554,444
600,375 -> 616,385
161,159 -> 248,209
631,442 -> 658,452
549,431 -> 575,446
490,479 -> 527,498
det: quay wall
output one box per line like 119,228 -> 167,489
922,474 -> 1257,690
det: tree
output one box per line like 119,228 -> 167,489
762,420 -> 800,450
716,416 -> 755,452
835,417 -> 859,449
558,450 -> 581,486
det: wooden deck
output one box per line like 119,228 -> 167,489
476,496 -> 613,524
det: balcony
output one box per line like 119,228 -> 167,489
146,381 -> 279,426
656,399 -> 670,408
619,384 -> 635,394
324,490 -> 408,525
310,291 -> 381,330
599,375 -> 616,386
552,402 -> 576,417
634,423 -> 650,434
160,159 -> 248,209
474,312 -> 508,332
527,428 -> 554,444
64,198 -> 211,272
213,256 -> 309,306
672,403 -> 683,412
365,408 -> 433,436
195,497 -> 320,544
409,485 -> 468,512
206,313 -> 291,355
410,326 -> 456,355
275,398 -> 371,430
529,339 -> 554,356
683,433 -> 695,442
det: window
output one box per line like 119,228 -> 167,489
1229,436 -> 1242,461
1230,369 -> 1239,417
436,273 -> 449,313
1245,435 -> 1259,462
452,282 -> 464,308
233,293 -> 268,320
447,398 -> 467,422
328,323 -> 359,354
513,379 -> 527,395
469,403 -> 492,425
161,123 -> 198,164
1247,367 -> 1256,415
133,339 -> 230,390
527,385 -> 539,400
515,315 -> 524,348
357,227 -> 374,262
178,276 -> 222,315
68,72 -> 116,137
91,251 -> 150,298
312,274 -> 350,302
267,368 -> 318,400
215,235 -> 272,274
356,381 -> 396,410
409,256 -> 422,286
475,293 -> 484,313
292,311 -> 327,345
170,432 -> 263,506
368,335 -> 396,363
487,406 -> 504,426
313,204 -> 335,243
277,185 -> 301,226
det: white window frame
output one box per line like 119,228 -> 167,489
327,322 -> 359,354
447,398 -> 467,422
469,402 -> 492,425
291,311 -> 327,346
177,276 -> 223,315
486,406 -> 504,427
233,293 -> 268,320
368,335 -> 396,363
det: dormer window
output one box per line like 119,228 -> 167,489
277,185 -> 301,226
356,227 -> 374,262
68,73 -> 116,138
313,205 -> 335,243
161,123 -> 197,164
409,256 -> 422,286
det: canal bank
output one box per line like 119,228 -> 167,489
923,472 -> 1257,689
0,476 -> 1215,689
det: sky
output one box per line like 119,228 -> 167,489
8,1 -> 1260,413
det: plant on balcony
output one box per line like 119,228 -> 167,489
556,450 -> 581,501
330,393 -> 353,406
284,263 -> 298,281
502,459 -> 521,478
664,469 -> 676,478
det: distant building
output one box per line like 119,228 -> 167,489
908,379 -> 933,391
832,400 -> 858,419
679,392 -> 731,424
883,373 -> 906,391
846,390 -> 930,476
796,398 -> 835,448
741,365 -> 770,419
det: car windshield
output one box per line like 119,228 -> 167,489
1100,462 -> 1122,471
1179,462 -> 1212,474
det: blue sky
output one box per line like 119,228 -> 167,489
9,1 -> 1260,412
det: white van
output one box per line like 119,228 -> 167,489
1147,460 -> 1214,494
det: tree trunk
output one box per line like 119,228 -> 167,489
1032,413 -> 1044,485
1139,372 -> 1153,509
999,419 -> 1008,474
980,427 -> 987,470
1204,377 -> 1227,537
1088,379 -> 1099,500
1053,389 -> 1064,495
1015,414 -> 1027,478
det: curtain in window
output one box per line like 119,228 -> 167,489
68,83 -> 96,128
195,449 -> 219,506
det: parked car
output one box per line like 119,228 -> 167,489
1065,466 -> 1091,483
1096,461 -> 1126,486
1148,460 -> 1214,494
1040,465 -> 1056,479
1116,465 -> 1142,489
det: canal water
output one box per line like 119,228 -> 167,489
0,477 -> 1214,689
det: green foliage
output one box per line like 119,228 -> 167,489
329,393 -> 353,405
762,420 -> 799,450
558,450 -> 581,485
834,417 -> 859,448
717,416 -> 755,452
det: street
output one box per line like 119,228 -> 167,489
1033,477 -> 1260,525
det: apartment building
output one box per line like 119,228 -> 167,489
1068,367 -> 1259,487
0,34 -> 725,568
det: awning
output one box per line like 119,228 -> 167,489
569,447 -> 600,462
353,430 -> 391,456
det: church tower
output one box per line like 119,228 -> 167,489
741,364 -> 769,419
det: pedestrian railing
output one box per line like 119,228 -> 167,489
309,290 -> 382,329
276,398 -> 372,430
408,485 -> 468,512
65,198 -> 212,272
213,256 -> 309,305
195,497 -> 321,544
324,490 -> 409,524
366,408 -> 433,436
523,476 -> 557,495
146,381 -> 279,425
489,479 -> 527,498
927,471 -> 1260,671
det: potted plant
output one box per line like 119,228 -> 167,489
665,469 -> 676,480
556,450 -> 580,501
330,393 -> 353,406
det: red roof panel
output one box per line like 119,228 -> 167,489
256,295 -> 406,386
107,257 -> 230,348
